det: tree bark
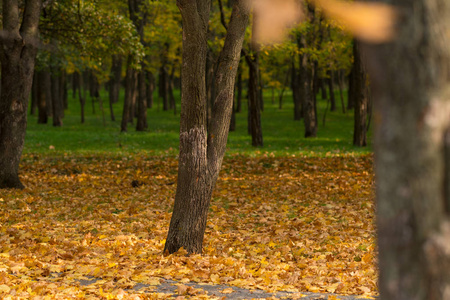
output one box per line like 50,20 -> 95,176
30,71 -> 38,115
37,70 -> 50,124
0,0 -> 42,189
164,0 -> 249,254
51,67 -> 63,127
291,57 -> 302,121
298,36 -> 316,138
121,58 -> 137,132
236,63 -> 242,113
136,68 -> 148,131
353,42 -> 368,147
246,55 -> 263,147
364,0 -> 450,299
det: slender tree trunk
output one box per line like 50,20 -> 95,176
165,0 -> 249,254
337,69 -> 346,114
353,42 -> 368,147
236,63 -> 242,113
291,58 -> 302,121
299,36 -> 316,138
136,68 -> 148,131
159,66 -> 169,111
78,71 -> 86,123
51,67 -> 63,127
30,71 -> 38,115
37,70 -> 49,124
60,71 -> 68,112
0,0 -> 42,189
121,58 -> 136,132
364,0 -> 450,299
246,56 -> 263,147
328,71 -> 336,112
109,55 -> 122,105
347,64 -> 355,110
146,71 -> 155,108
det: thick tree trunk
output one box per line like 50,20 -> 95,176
364,0 -> 450,299
0,0 -> 42,189
353,42 -> 368,147
165,0 -> 249,254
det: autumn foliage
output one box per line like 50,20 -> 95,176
0,154 -> 375,298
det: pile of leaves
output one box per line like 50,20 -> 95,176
0,153 -> 376,299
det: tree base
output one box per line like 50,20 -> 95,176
0,176 -> 25,189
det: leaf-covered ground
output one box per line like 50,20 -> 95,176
0,153 -> 376,299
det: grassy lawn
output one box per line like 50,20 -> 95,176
24,88 -> 372,157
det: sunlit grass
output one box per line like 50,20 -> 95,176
24,88 -> 372,157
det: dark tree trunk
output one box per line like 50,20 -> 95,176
146,71 -> 155,108
347,65 -> 355,110
364,0 -> 450,299
299,36 -> 316,138
246,56 -> 263,147
159,66 -> 169,111
328,71 -> 336,112
30,71 -> 38,115
230,99 -> 236,132
320,78 -> 327,100
51,68 -> 63,127
109,55 -> 122,105
136,69 -> 148,131
72,71 -> 80,101
353,42 -> 368,147
168,67 -> 177,115
121,59 -> 137,132
236,63 -> 242,113
44,70 -> 53,118
0,0 -> 42,189
78,71 -> 86,123
60,71 -> 68,112
291,58 -> 302,121
37,70 -> 50,124
164,0 -> 249,254
337,69 -> 346,114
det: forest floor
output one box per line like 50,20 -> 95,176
0,153 -> 376,299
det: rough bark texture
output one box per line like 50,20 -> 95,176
364,0 -> 450,299
353,42 -> 368,147
164,0 -> 249,254
0,0 -> 42,189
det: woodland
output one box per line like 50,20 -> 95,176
0,0 -> 449,299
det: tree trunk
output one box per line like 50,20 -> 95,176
291,58 -> 302,121
78,71 -> 86,123
109,54 -> 122,105
30,71 -> 38,116
364,0 -> 450,299
159,66 -> 169,111
60,71 -> 68,112
37,70 -> 50,124
236,63 -> 242,113
246,55 -> 263,147
328,71 -> 336,112
299,36 -> 316,138
347,65 -> 355,110
136,68 -> 148,131
164,0 -> 249,254
51,68 -> 63,127
353,42 -> 368,147
121,58 -> 137,132
0,0 -> 42,189
146,71 -> 155,108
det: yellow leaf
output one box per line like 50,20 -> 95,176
0,285 -> 10,294
221,288 -> 234,294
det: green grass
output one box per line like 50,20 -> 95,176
24,88 -> 372,157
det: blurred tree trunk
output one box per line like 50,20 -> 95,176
299,35 -> 316,138
353,42 -> 368,147
121,57 -> 137,132
108,55 -> 122,121
328,71 -> 336,112
30,71 -> 38,116
37,70 -> 50,124
0,0 -> 42,189
365,0 -> 450,299
164,0 -> 249,254
235,62 -> 242,113
291,57 -> 302,121
146,71 -> 155,108
51,67 -> 63,127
